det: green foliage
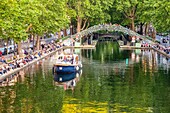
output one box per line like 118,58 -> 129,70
150,0 -> 170,32
68,0 -> 113,27
137,0 -> 170,32
0,0 -> 28,42
0,0 -> 169,42
25,0 -> 70,35
108,0 -> 170,32
0,0 -> 70,42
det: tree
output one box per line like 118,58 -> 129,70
114,0 -> 141,31
26,0 -> 69,50
0,0 -> 70,56
0,0 -> 28,56
67,0 -> 113,33
143,0 -> 170,32
113,0 -> 170,33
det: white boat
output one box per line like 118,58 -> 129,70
52,54 -> 82,74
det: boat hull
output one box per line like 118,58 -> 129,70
53,64 -> 81,73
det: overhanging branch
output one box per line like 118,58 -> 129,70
81,18 -> 88,31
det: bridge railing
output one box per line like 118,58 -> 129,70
71,24 -> 151,40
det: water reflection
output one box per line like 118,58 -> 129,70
0,42 -> 170,112
140,49 -> 170,74
79,42 -> 170,112
0,70 -> 25,87
82,42 -> 170,76
0,55 -> 65,113
54,70 -> 82,91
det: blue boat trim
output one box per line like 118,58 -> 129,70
53,72 -> 77,82
53,65 -> 81,74
52,54 -> 82,74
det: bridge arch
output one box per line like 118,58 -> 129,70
71,24 -> 152,42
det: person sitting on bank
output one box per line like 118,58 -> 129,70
33,53 -> 38,59
0,50 -> 2,57
0,68 -> 3,75
3,48 -> 7,55
13,55 -> 17,60
30,54 -> 35,60
2,66 -> 7,74
1,56 -> 7,64
8,62 -> 16,70
19,61 -> 24,67
38,51 -> 41,57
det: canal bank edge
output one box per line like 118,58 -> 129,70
0,40 -> 98,81
119,45 -> 170,58
0,47 -> 66,81
1,40 -> 169,81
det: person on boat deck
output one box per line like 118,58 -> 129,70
71,55 -> 74,64
57,56 -> 63,63
63,56 -> 67,62
75,56 -> 78,64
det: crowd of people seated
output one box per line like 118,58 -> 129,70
141,42 -> 151,48
141,41 -> 170,55
152,44 -> 170,55
0,41 -> 64,76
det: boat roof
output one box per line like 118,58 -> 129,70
53,63 -> 79,66
57,54 -> 79,57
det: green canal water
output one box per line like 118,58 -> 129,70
0,42 -> 170,113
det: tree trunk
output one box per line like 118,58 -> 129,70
139,23 -> 144,35
33,35 -> 35,52
27,34 -> 31,50
63,29 -> 67,36
13,41 -> 16,55
77,16 -> 82,44
6,38 -> 9,55
58,32 -> 61,38
77,16 -> 82,33
18,42 -> 24,58
152,28 -> 156,39
36,35 -> 40,51
81,18 -> 88,31
72,25 -> 75,34
130,17 -> 135,31
144,23 -> 149,36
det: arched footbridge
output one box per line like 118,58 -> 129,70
71,24 -> 153,42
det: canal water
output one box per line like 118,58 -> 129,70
0,42 -> 170,113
